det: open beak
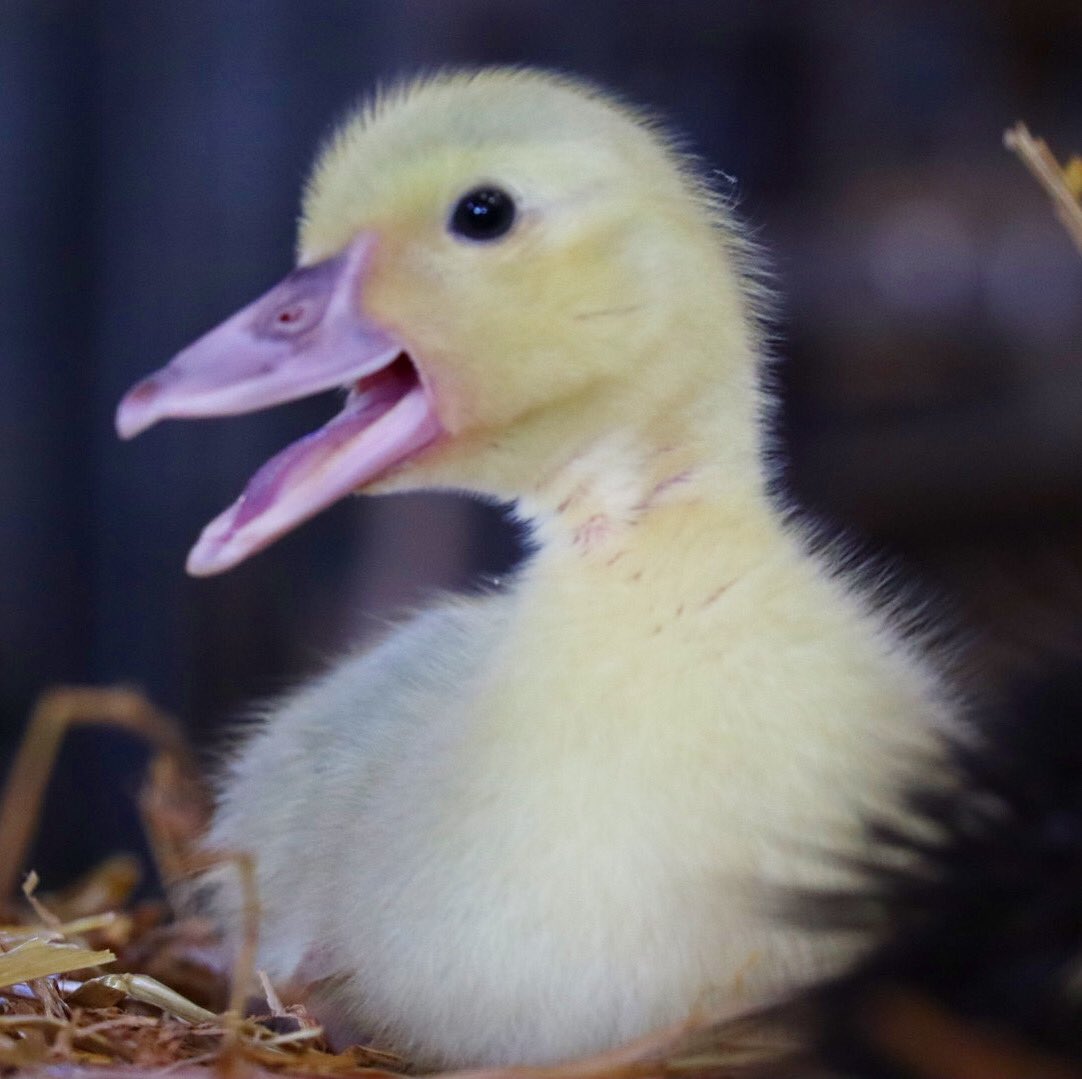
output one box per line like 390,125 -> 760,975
116,233 -> 442,576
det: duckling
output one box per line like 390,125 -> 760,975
116,69 -> 958,1068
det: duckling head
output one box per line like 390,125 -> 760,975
116,68 -> 764,575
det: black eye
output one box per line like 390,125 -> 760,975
450,187 -> 516,242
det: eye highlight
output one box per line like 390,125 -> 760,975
449,187 -> 516,242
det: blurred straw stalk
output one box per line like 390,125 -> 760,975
1005,122 -> 1082,254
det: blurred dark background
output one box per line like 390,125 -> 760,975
2,0 -> 1080,885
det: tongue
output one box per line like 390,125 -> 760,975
187,379 -> 441,576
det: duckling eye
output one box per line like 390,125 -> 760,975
449,187 -> 516,242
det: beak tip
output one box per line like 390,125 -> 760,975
116,378 -> 163,440
186,514 -> 246,577
186,545 -> 224,577
115,405 -> 149,440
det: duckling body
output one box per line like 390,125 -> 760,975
210,479 -> 948,1065
117,69 -> 957,1067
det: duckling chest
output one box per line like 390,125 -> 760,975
295,551 -> 930,1003
319,575 -> 795,896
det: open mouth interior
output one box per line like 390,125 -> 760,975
229,354 -> 420,530
350,353 -> 419,414
186,351 -> 442,576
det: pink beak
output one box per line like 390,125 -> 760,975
116,234 -> 442,576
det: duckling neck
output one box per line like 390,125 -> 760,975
518,373 -> 772,565
505,419 -> 783,697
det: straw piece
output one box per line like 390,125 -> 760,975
182,848 -> 260,1021
1064,157 -> 1082,199
21,870 -> 61,929
0,938 -> 114,987
0,686 -> 204,903
1004,122 -> 1082,254
86,972 -> 217,1025
66,976 -> 129,1009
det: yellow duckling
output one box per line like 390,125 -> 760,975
116,69 -> 956,1068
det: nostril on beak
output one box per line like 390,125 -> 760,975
274,303 -> 309,330
255,291 -> 327,340
249,253 -> 348,341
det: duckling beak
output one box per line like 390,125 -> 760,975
115,233 -> 442,576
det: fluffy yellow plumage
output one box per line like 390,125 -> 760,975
118,68 -> 957,1067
